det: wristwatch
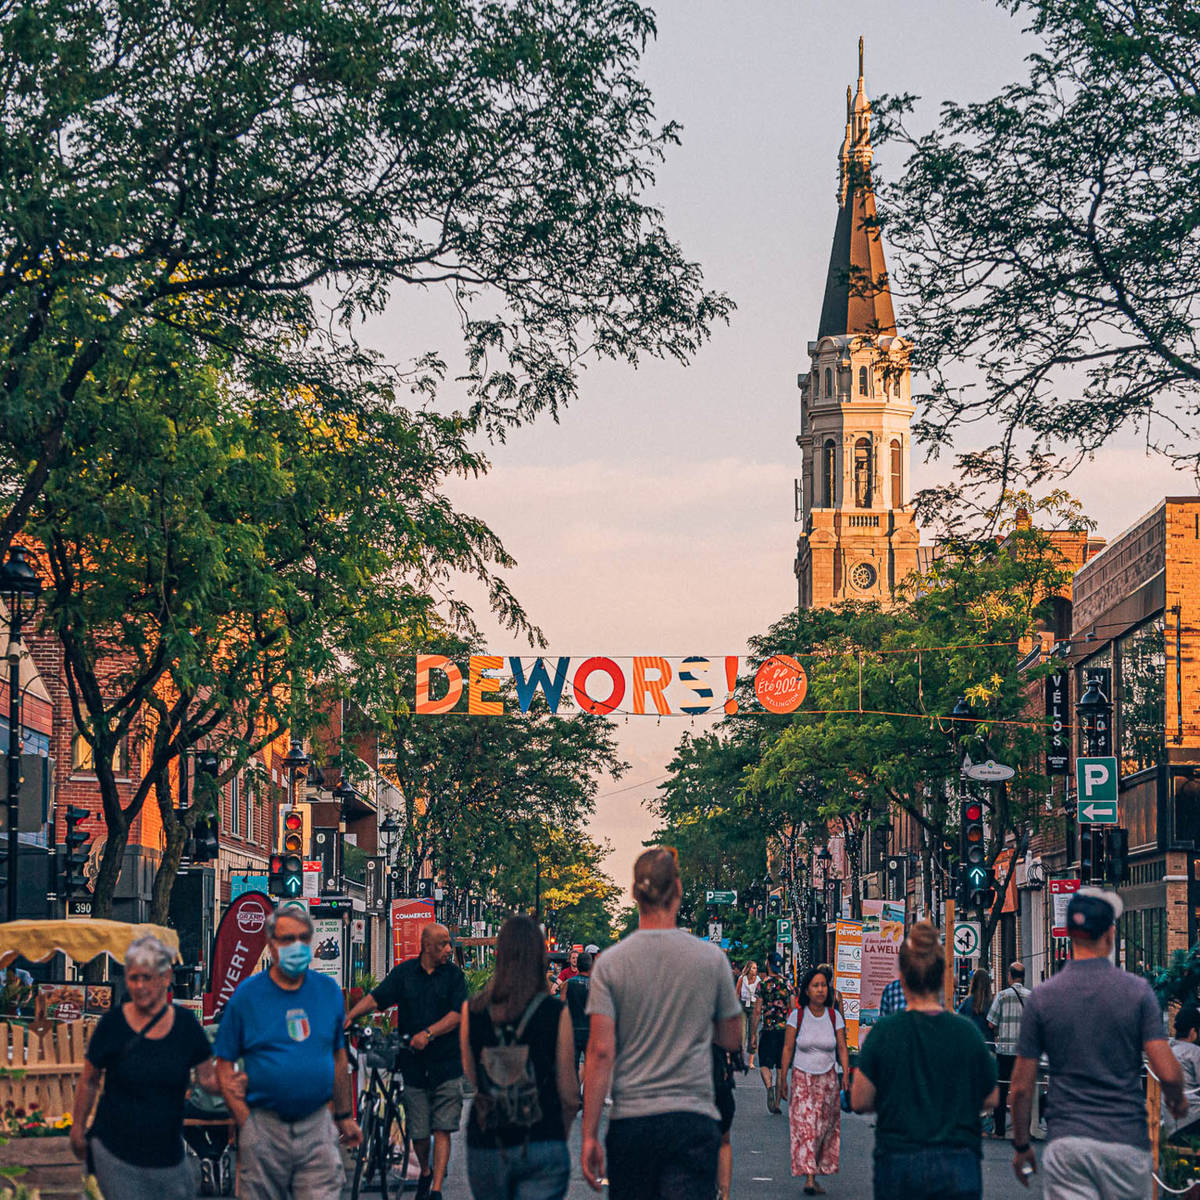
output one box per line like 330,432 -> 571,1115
334,1111 -> 352,1121
1011,1141 -> 1031,1153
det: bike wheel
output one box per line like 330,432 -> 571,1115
351,1098 -> 378,1200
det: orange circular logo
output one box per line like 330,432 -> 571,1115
754,655 -> 808,713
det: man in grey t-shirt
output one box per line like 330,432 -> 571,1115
1009,887 -> 1185,1197
581,848 -> 742,1199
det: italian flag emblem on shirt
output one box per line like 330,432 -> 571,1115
286,1009 -> 311,1042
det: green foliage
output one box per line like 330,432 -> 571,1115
466,965 -> 496,997
1153,945 -> 1200,1009
876,1 -> 1200,505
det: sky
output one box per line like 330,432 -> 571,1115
363,1 -> 1200,887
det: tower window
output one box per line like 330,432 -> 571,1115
854,437 -> 873,508
812,369 -> 819,399
821,440 -> 836,508
891,439 -> 903,507
824,367 -> 833,398
859,365 -> 869,396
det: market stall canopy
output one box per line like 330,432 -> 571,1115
0,919 -> 180,967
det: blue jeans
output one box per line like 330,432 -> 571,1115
873,1147 -> 981,1200
467,1139 -> 571,1200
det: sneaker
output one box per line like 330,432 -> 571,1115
766,1082 -> 776,1112
415,1174 -> 433,1200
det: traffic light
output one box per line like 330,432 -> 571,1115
271,804 -> 308,898
1080,823 -> 1095,883
1106,827 -> 1129,884
192,815 -> 219,863
63,805 -> 89,896
1091,828 -> 1106,885
276,802 -> 311,859
960,798 -> 988,907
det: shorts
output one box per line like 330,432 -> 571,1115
402,1077 -> 464,1140
606,1112 -> 721,1200
759,1028 -> 786,1070
716,1086 -> 735,1136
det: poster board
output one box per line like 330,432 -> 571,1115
391,899 -> 436,966
858,900 -> 904,1041
311,918 -> 345,985
834,919 -> 863,1049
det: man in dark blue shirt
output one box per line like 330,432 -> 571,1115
346,922 -> 467,1200
216,904 -> 361,1199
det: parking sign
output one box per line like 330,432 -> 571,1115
1076,756 -> 1118,823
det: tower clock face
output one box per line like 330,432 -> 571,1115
850,561 -> 877,590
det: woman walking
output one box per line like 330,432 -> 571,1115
779,966 -> 849,1196
738,962 -> 761,1065
461,914 -> 579,1200
852,922 -> 998,1200
69,935 -> 216,1199
956,969 -> 993,1041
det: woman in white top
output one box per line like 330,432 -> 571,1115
738,962 -> 760,1063
779,966 -> 849,1196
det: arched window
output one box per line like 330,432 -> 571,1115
812,369 -> 819,399
858,365 -> 869,396
824,367 -> 833,398
821,440 -> 835,508
890,439 -> 903,507
853,437 -> 873,508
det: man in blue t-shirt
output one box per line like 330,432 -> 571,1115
215,904 -> 361,1199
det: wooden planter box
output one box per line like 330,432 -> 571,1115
1,1134 -> 83,1197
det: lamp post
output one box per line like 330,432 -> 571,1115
282,741 -> 308,808
1,547 -> 41,923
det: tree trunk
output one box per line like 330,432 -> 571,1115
150,769 -> 189,925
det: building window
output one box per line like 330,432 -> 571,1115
1118,617 -> 1165,775
858,365 -> 868,396
71,731 -> 129,776
853,437 -> 873,508
821,440 -> 836,508
812,369 -> 819,399
890,439 -> 902,508
229,773 -> 240,836
824,367 -> 833,398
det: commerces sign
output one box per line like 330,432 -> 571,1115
391,898 -> 436,964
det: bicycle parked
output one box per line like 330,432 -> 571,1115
348,1024 -> 414,1199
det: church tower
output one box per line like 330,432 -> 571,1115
795,41 -> 920,609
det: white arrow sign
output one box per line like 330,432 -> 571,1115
1080,802 -> 1117,822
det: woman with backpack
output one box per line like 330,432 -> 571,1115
460,914 -> 580,1200
778,966 -> 849,1196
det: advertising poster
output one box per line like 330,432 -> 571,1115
203,890 -> 272,1022
391,898 -> 436,964
37,982 -> 86,1023
311,917 -> 344,984
833,919 -> 863,1049
1050,878 -> 1081,938
858,900 -> 905,1041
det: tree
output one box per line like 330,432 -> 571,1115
875,0 -> 1200,509
0,0 -> 732,555
32,343 -> 521,920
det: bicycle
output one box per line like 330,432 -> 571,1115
348,1025 -> 413,1200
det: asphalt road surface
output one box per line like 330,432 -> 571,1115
345,1077 -> 1044,1200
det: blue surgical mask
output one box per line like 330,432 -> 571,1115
276,941 -> 312,977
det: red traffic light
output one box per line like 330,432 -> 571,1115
964,802 -> 983,822
284,812 -> 303,831
270,854 -> 284,873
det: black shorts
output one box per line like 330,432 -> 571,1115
606,1112 -> 721,1200
716,1086 -> 735,1135
759,1028 -> 786,1070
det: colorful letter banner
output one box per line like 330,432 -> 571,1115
414,654 -> 808,717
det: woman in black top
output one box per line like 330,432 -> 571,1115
70,935 -> 216,1199
460,914 -> 579,1200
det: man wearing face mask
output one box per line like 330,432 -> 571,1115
215,903 -> 361,1199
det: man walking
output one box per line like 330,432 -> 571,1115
753,952 -> 792,1113
566,950 -> 594,1070
1009,886 -> 1186,1196
581,847 -> 743,1198
986,961 -> 1029,1138
345,922 -> 466,1200
878,975 -> 906,1015
215,903 -> 361,1199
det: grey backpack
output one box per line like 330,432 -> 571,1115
474,994 -> 547,1134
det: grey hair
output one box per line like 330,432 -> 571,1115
264,902 -> 314,939
124,935 -> 174,976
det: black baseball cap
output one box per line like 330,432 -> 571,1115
1066,886 -> 1123,938
767,952 -> 784,971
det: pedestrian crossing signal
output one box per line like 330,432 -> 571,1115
269,851 -> 304,897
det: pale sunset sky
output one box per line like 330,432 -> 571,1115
364,1 -> 1198,885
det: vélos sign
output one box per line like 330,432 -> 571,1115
202,890 -> 272,1022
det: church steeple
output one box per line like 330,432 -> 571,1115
795,40 -> 919,612
818,38 -> 896,339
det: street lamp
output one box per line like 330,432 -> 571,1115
281,741 -> 308,807
0,546 -> 41,922
332,777 -> 357,822
1076,678 -> 1110,757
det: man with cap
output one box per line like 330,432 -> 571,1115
1008,886 -> 1186,1196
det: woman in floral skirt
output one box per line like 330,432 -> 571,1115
779,966 -> 849,1196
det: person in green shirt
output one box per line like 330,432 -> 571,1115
851,921 -> 998,1200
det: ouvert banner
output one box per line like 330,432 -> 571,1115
203,890 -> 272,1022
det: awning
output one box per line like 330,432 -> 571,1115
0,919 -> 181,967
